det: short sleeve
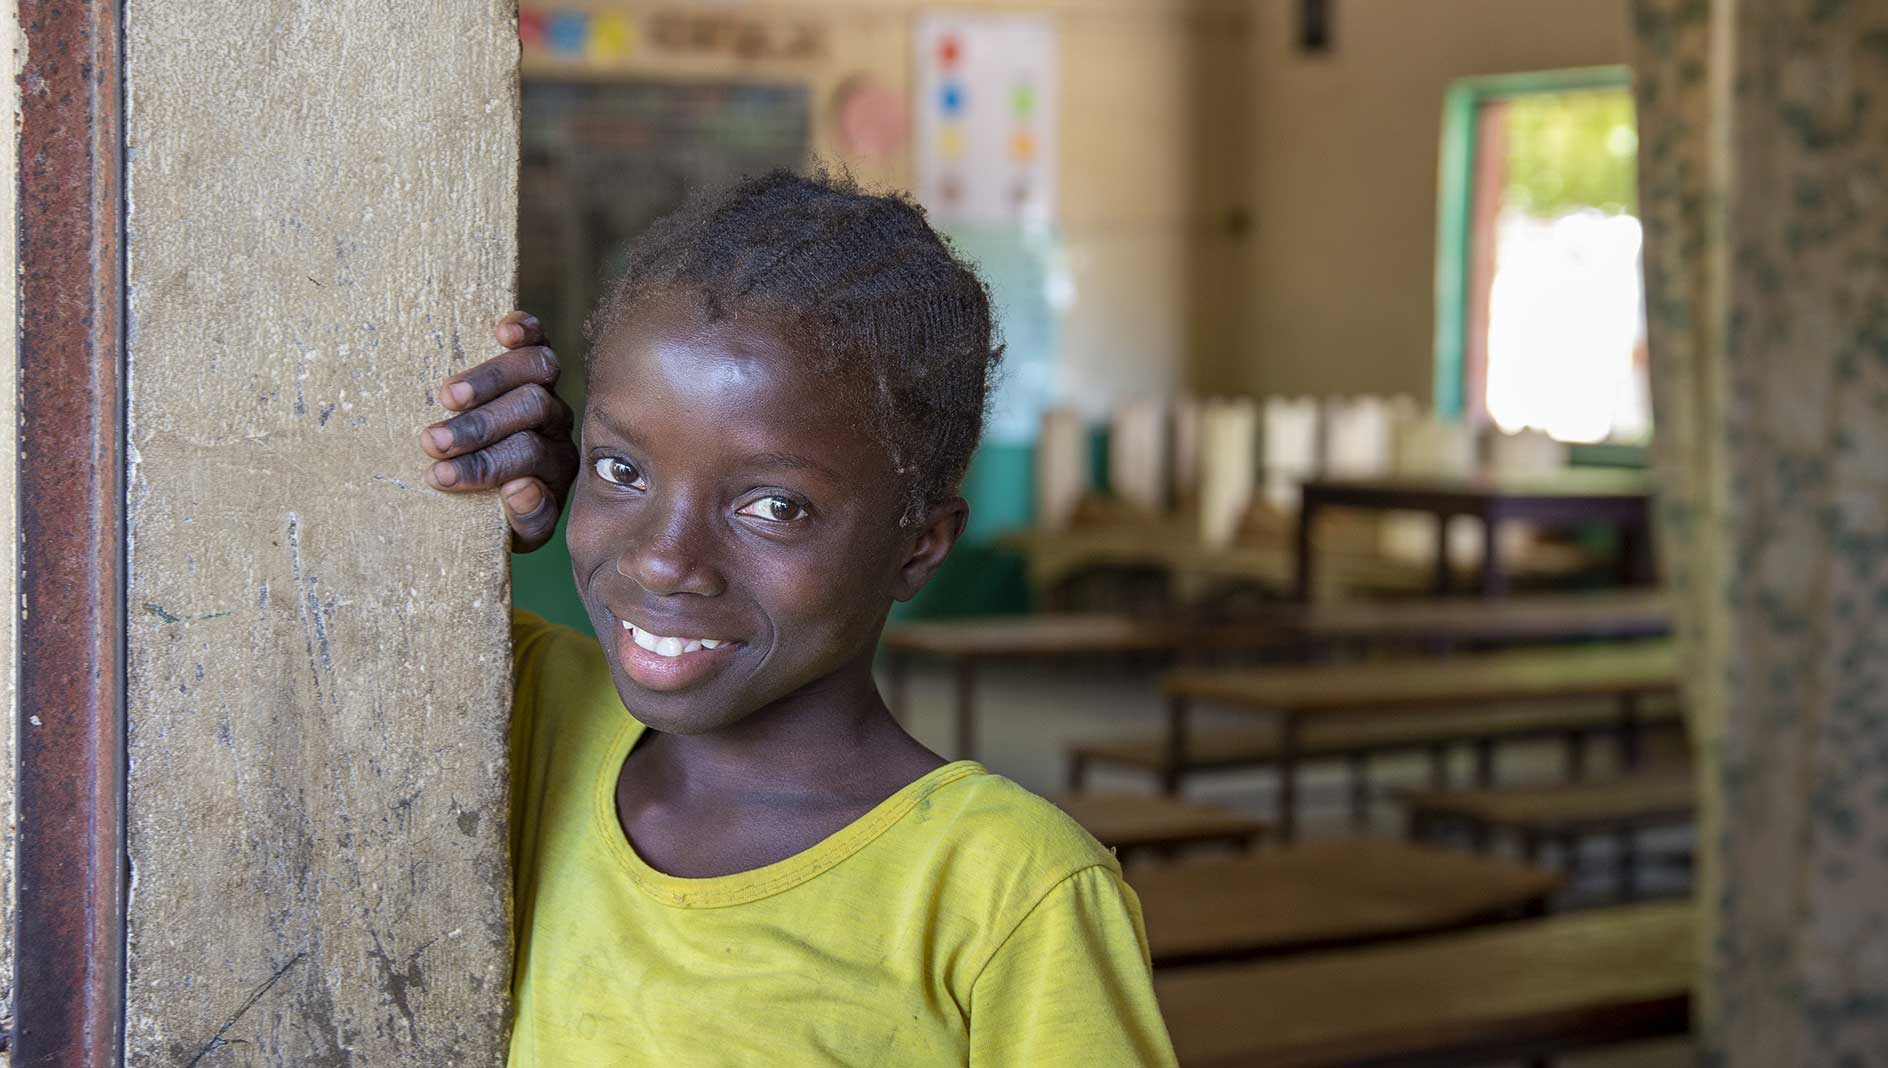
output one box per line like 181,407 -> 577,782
510,610 -> 561,780
968,865 -> 1179,1068
508,609 -> 606,860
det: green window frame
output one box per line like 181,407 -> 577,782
1431,65 -> 1634,420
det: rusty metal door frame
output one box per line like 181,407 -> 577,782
11,0 -> 128,1063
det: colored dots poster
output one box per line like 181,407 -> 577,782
914,12 -> 1056,227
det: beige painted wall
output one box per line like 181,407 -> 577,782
526,0 -> 1250,418
1225,0 -> 1631,400
122,1 -> 515,1062
524,0 -> 1629,409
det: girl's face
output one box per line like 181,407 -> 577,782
567,293 -> 959,734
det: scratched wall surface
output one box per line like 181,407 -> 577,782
123,2 -> 517,1063
0,0 -> 19,1046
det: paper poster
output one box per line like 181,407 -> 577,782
914,12 -> 1056,227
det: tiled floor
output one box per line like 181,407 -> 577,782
883,656 -> 1695,1068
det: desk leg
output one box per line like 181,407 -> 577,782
1618,692 -> 1644,771
1433,513 -> 1453,595
1294,499 -> 1318,602
1620,516 -> 1655,586
1429,742 -> 1451,789
1565,728 -> 1590,781
1347,753 -> 1371,831
1479,505 -> 1508,597
1279,714 -> 1302,842
1617,826 -> 1639,901
953,657 -> 978,760
1160,694 -> 1191,797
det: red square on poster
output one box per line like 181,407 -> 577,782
520,10 -> 547,47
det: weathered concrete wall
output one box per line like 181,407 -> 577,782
0,0 -> 20,1047
123,2 -> 517,1063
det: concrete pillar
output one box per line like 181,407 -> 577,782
121,2 -> 517,1063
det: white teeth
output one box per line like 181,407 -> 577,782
622,621 -> 729,656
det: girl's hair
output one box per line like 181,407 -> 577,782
588,168 -> 1004,527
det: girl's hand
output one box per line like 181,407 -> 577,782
422,311 -> 578,552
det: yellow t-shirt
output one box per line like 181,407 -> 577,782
508,612 -> 1178,1067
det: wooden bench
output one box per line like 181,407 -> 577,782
1405,773 -> 1696,900
1078,642 -> 1680,839
1284,590 -> 1670,649
1156,901 -> 1693,1068
1052,793 -> 1267,860
1068,701 -> 1684,825
1128,839 -> 1560,967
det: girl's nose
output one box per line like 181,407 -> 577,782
616,504 -> 725,598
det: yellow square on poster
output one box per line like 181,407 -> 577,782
588,13 -> 636,63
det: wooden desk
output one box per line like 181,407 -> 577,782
1163,641 -> 1680,839
1129,839 -> 1560,967
885,591 -> 1671,761
880,614 -> 1275,759
1156,901 -> 1693,1068
1404,773 -> 1696,899
1296,471 -> 1656,600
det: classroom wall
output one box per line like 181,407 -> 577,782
524,0 -> 1250,416
1223,0 -> 1631,400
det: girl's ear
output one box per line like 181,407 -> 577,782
891,497 -> 969,602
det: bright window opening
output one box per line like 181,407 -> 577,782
1438,74 -> 1652,446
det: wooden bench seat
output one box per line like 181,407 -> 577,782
1405,773 -> 1696,899
1069,703 -> 1683,826
1139,642 -> 1681,838
882,597 -> 1672,761
1405,774 -> 1696,836
1052,793 -> 1267,860
1286,589 -> 1671,646
1072,702 -> 1681,772
1128,839 -> 1560,967
1156,901 -> 1693,1068
1164,640 -> 1678,711
882,613 -> 1188,659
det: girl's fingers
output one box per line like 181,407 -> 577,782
427,430 -> 575,493
501,477 -> 561,552
439,344 -> 560,412
421,383 -> 572,459
495,310 -> 545,350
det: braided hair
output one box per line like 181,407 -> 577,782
588,168 -> 1003,527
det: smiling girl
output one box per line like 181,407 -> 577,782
420,171 -> 1177,1066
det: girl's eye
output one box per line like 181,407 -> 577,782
593,456 -> 646,489
737,495 -> 808,523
